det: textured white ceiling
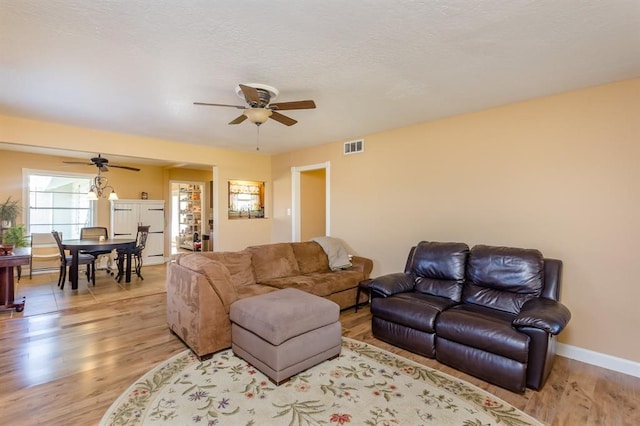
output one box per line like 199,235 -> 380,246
1,1 -> 639,155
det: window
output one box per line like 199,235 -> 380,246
228,179 -> 265,219
26,170 -> 96,239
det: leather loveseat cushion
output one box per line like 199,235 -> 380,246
410,241 -> 469,301
436,304 -> 529,362
372,292 -> 458,333
464,245 -> 544,314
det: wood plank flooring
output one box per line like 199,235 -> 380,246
1,264 -> 638,425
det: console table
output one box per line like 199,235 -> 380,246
0,247 -> 29,312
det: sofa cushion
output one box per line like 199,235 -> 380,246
464,245 -> 544,314
260,269 -> 364,297
236,283 -> 280,299
410,241 -> 469,301
292,241 -> 330,274
182,251 -> 256,287
372,292 -> 458,333
246,243 -> 300,282
436,304 -> 529,363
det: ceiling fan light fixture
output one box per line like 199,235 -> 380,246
87,190 -> 99,201
244,108 -> 272,124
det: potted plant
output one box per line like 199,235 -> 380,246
1,224 -> 28,253
0,196 -> 22,227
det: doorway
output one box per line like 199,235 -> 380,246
170,181 -> 206,255
291,162 -> 330,242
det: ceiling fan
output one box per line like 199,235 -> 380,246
194,83 -> 316,126
63,154 -> 140,172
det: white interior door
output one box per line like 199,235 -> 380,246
140,201 -> 165,263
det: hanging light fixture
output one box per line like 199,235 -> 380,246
87,170 -> 118,200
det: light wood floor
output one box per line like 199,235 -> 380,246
1,264 -> 638,425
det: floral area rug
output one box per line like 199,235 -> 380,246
100,338 -> 542,426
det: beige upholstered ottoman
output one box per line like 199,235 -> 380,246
229,288 -> 341,385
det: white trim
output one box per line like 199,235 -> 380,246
291,161 -> 330,242
557,343 -> 640,378
212,166 -> 218,252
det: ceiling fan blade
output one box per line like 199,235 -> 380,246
109,164 -> 141,172
270,100 -> 316,111
194,102 -> 245,109
239,84 -> 260,104
270,111 -> 297,126
62,161 -> 94,166
229,114 -> 248,125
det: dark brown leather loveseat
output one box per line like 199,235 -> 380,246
369,241 -> 571,393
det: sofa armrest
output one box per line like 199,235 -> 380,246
368,272 -> 414,297
513,298 -> 571,335
166,261 -> 238,357
350,255 -> 374,279
200,261 -> 239,312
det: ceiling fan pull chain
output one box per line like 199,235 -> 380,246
256,124 -> 260,151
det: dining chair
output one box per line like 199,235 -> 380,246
29,232 -> 61,278
80,226 -> 113,274
51,230 -> 96,289
115,225 -> 150,282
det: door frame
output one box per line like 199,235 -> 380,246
291,161 -> 330,242
169,180 -> 205,255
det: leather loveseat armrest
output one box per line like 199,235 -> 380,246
513,298 -> 571,335
368,272 -> 414,297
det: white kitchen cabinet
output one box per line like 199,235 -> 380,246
110,199 -> 165,265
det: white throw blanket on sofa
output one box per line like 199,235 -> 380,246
311,236 -> 352,271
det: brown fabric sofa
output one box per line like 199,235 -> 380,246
166,241 -> 373,359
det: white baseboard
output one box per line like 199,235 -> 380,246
557,343 -> 640,378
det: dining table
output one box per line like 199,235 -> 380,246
62,239 -> 136,290
0,246 -> 29,312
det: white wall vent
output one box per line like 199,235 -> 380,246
344,139 -> 364,155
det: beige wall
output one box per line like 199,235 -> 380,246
272,78 -> 640,362
0,115 -> 273,250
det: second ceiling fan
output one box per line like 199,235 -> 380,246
194,83 -> 316,126
62,154 -> 140,172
